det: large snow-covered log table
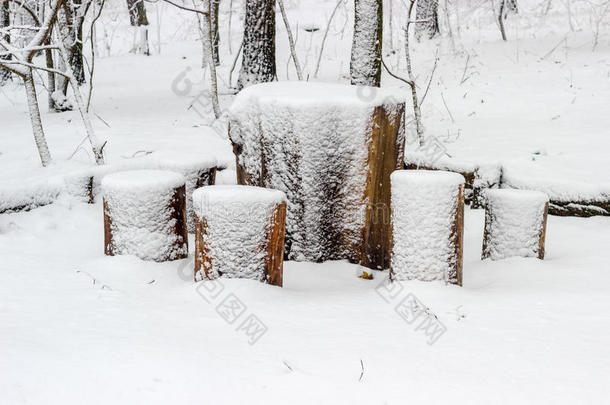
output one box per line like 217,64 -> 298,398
390,170 -> 465,285
482,189 -> 549,260
193,185 -> 287,286
228,82 -> 405,270
102,170 -> 189,262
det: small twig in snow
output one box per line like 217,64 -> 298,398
440,92 -> 455,122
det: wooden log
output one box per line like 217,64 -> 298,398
471,164 -> 503,209
390,170 -> 465,286
193,185 -> 286,286
229,82 -> 405,270
154,154 -> 217,233
482,189 -> 549,260
102,170 -> 188,262
404,159 -> 475,205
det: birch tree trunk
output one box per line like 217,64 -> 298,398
237,0 -> 275,90
23,70 -> 52,166
415,0 -> 439,41
350,0 -> 382,87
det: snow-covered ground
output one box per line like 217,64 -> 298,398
1,198 -> 609,404
1,0 -> 610,403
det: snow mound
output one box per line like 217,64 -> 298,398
0,178 -> 63,213
391,170 -> 464,283
102,170 -> 187,261
193,185 -> 286,281
483,189 -> 549,260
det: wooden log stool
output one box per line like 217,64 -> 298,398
193,185 -> 286,286
482,189 -> 549,260
153,153 -> 218,233
102,170 -> 188,261
390,170 -> 465,285
229,81 -> 405,270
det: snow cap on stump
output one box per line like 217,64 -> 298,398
390,170 -> 465,285
102,169 -> 188,262
482,189 -> 549,260
193,185 -> 287,286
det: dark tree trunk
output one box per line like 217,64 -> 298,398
350,0 -> 382,87
126,0 -> 150,55
127,0 -> 148,26
211,0 -> 220,65
0,0 -> 11,83
415,0 -> 439,41
63,0 -> 87,85
237,0 -> 275,90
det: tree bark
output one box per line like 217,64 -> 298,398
0,0 -> 11,83
237,0 -> 275,90
210,0 -> 220,65
350,0 -> 382,87
23,70 -> 53,166
415,0 -> 439,41
126,0 -> 150,55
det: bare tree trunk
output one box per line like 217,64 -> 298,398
350,0 -> 382,87
24,70 -> 53,166
237,0 -> 275,90
126,0 -> 150,55
498,0 -> 507,41
55,32 -> 106,164
58,0 -> 87,87
202,0 -> 221,118
415,0 -> 439,41
0,0 -> 11,83
45,46 -> 56,111
210,0 -> 220,65
277,0 -> 302,80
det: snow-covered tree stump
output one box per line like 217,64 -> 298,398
193,185 -> 287,286
229,82 -> 405,270
154,154 -> 218,233
390,170 -> 465,285
482,189 -> 549,260
102,170 -> 188,262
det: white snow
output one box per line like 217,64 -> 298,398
1,0 -> 610,403
102,170 -> 187,261
193,185 -> 286,281
483,189 -> 549,260
229,81 -> 404,262
391,170 -> 464,283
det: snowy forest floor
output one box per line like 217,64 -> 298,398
1,199 -> 609,403
1,0 -> 610,403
